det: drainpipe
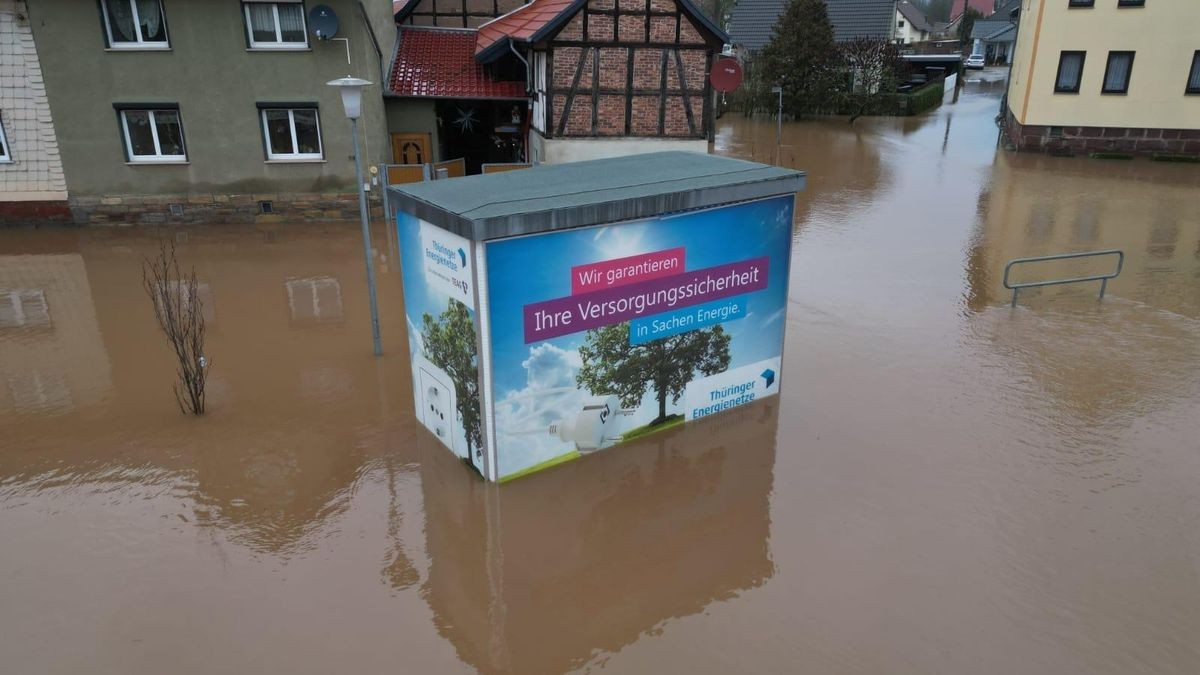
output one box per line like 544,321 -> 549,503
509,38 -> 534,164
1000,6 -> 1022,126
509,38 -> 532,96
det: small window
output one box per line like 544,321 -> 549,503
260,107 -> 323,160
243,1 -> 309,49
100,0 -> 169,48
1102,51 -> 1134,94
0,113 -> 10,162
1068,0 -> 1094,7
118,108 -> 187,162
1055,51 -> 1085,93
898,20 -> 905,28
1187,51 -> 1200,94
1117,0 -> 1144,6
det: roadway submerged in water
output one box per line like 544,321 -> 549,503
2,70 -> 1199,673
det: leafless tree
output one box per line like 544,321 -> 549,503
143,240 -> 208,415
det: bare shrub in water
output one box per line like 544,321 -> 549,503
142,240 -> 208,415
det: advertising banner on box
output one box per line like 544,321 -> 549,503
484,195 -> 794,480
398,212 -> 485,474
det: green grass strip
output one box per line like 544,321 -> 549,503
621,414 -> 686,442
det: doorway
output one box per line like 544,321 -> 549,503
391,133 -> 432,165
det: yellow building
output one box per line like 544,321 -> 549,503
1005,0 -> 1200,157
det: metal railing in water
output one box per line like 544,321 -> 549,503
1003,249 -> 1125,307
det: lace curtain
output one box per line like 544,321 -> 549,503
136,0 -> 163,41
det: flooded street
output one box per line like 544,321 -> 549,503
3,70 -> 1200,674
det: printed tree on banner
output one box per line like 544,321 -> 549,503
422,300 -> 483,457
577,323 -> 731,426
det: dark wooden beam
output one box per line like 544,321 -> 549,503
674,49 -> 695,136
557,48 -> 589,136
546,49 -> 555,138
624,47 -> 634,135
591,47 -> 599,134
644,0 -> 651,42
549,40 -> 709,49
657,49 -> 667,135
703,50 -> 713,141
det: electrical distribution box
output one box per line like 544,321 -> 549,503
391,152 -> 805,482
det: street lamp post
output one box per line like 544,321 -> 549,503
327,76 -> 382,356
771,85 -> 783,164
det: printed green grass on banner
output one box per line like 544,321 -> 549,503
621,414 -> 685,442
498,450 -> 581,483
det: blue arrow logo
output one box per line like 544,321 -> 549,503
457,248 -> 467,268
761,368 -> 776,388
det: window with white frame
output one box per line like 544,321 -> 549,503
0,113 -> 10,162
100,0 -> 169,49
244,1 -> 309,49
118,107 -> 187,162
260,107 -> 323,160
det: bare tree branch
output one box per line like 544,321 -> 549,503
143,239 -> 208,415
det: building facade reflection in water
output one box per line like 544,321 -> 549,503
413,398 -> 780,674
967,152 -> 1200,318
0,253 -> 112,415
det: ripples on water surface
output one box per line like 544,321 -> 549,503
2,72 -> 1199,673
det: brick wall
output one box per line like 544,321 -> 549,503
543,0 -> 713,139
0,1 -> 67,203
65,193 -> 385,226
1005,111 -> 1200,158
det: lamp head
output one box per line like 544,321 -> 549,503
326,76 -> 372,119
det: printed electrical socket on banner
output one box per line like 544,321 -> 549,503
413,354 -> 462,458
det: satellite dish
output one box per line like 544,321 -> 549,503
710,57 -> 743,93
309,5 -> 339,40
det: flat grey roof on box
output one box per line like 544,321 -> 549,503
388,152 -> 806,241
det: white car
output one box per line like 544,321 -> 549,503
965,54 -> 986,70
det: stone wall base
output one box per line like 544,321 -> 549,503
1003,111 -> 1200,157
63,192 -> 385,226
0,200 -> 73,226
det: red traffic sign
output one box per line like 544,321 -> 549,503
710,58 -> 743,93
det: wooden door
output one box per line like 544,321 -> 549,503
391,133 -> 431,165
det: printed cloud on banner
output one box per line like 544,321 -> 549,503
494,344 -> 587,472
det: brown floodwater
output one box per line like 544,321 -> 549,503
3,71 -> 1200,674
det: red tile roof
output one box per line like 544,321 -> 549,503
476,0 -> 578,56
389,27 -> 527,99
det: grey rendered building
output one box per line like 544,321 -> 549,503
25,0 -> 396,224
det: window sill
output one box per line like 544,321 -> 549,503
265,158 -> 326,164
1101,91 -> 1129,95
126,160 -> 190,166
0,159 -> 13,164
106,47 -> 172,52
247,46 -> 311,52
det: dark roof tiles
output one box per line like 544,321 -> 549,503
729,0 -> 898,51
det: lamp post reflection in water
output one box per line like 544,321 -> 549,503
327,76 -> 382,356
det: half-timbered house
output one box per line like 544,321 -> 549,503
386,0 -> 727,172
